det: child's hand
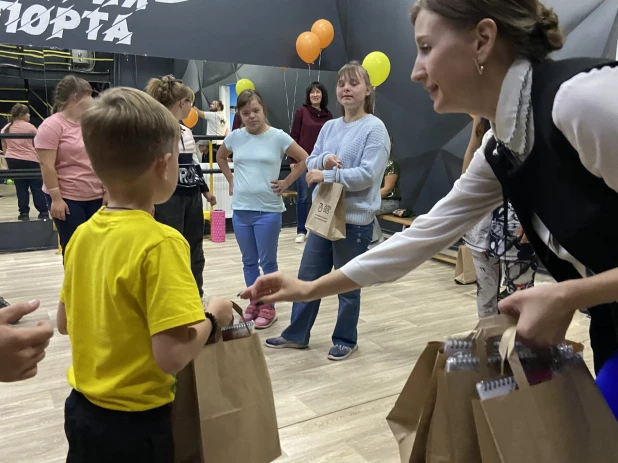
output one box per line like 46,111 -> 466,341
271,180 -> 289,197
204,192 -> 217,206
206,297 -> 234,327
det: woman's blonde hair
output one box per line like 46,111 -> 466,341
145,75 -> 194,109
411,0 -> 564,63
337,61 -> 375,116
53,75 -> 92,113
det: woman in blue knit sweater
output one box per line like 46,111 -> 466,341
266,62 -> 390,361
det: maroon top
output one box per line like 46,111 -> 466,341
232,112 -> 242,131
290,104 -> 333,164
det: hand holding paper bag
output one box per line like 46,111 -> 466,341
306,182 -> 346,241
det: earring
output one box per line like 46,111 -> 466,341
475,59 -> 484,76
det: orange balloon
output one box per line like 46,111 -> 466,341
183,107 -> 198,129
311,19 -> 334,49
296,32 -> 321,64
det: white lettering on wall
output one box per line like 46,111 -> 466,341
0,0 -> 191,45
19,4 -> 52,36
0,1 -> 23,34
49,6 -> 81,39
102,13 -> 132,44
82,9 -> 109,41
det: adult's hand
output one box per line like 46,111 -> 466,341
50,198 -> 70,221
323,155 -> 343,170
306,170 -> 324,187
498,284 -> 575,347
240,272 -> 312,305
0,300 -> 54,382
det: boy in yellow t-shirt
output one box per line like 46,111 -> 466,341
56,87 -> 233,463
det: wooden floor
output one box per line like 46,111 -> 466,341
0,228 -> 593,463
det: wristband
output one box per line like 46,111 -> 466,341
205,312 -> 219,339
48,187 -> 60,193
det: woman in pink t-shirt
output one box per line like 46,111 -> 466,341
35,76 -> 104,252
1,104 -> 49,221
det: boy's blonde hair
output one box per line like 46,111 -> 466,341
81,87 -> 180,183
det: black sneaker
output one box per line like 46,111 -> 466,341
38,212 -> 50,220
18,213 -> 29,221
0,296 -> 9,308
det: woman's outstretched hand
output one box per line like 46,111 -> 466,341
240,272 -> 312,305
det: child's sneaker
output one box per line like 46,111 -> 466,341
254,305 -> 277,329
327,344 -> 358,361
244,303 -> 259,322
265,336 -> 308,349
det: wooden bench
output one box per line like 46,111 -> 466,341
380,213 -> 415,231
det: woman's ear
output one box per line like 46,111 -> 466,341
474,18 -> 498,66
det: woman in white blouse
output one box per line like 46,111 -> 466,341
241,0 -> 618,371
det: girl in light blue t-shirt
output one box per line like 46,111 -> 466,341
216,90 -> 309,328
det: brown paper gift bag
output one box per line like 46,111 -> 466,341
172,303 -> 281,463
386,342 -> 444,463
474,326 -> 618,463
425,315 -> 513,463
306,182 -> 346,241
454,245 -> 476,285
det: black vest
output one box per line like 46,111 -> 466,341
485,58 -> 618,282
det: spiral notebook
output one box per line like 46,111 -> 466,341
221,320 -> 255,342
476,376 -> 517,400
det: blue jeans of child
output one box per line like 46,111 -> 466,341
295,174 -> 309,235
232,210 -> 282,288
281,223 -> 373,347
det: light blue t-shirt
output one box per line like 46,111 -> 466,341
223,127 -> 294,213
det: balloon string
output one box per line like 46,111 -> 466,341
283,68 -> 291,132
318,52 -> 322,82
308,64 -> 311,80
373,87 -> 376,114
292,69 -> 299,126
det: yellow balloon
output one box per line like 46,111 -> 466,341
362,51 -> 391,87
235,78 -> 255,96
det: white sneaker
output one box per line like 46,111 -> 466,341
295,234 -> 306,244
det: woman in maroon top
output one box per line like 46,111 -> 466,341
290,81 -> 333,243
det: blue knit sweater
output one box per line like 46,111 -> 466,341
306,114 -> 390,225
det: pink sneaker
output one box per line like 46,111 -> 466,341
244,303 -> 259,322
254,305 -> 278,329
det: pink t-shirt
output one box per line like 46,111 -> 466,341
1,120 -> 38,162
34,113 -> 103,201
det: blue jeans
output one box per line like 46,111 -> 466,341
46,194 -> 103,253
232,210 -> 282,288
295,173 -> 309,235
281,223 -> 373,347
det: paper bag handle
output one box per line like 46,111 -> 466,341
231,301 -> 252,336
499,325 -> 531,390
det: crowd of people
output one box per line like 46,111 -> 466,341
1,0 -> 618,460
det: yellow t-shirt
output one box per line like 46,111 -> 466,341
60,208 -> 205,412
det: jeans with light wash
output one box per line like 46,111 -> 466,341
232,210 -> 282,288
281,222 -> 373,347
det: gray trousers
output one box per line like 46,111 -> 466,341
371,199 -> 400,243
